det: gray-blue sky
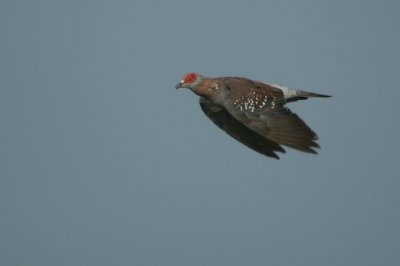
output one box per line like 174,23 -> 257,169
1,1 -> 399,265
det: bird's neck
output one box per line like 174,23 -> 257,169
192,78 -> 221,102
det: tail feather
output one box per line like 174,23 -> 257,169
297,91 -> 331,98
272,84 -> 331,102
288,90 -> 331,102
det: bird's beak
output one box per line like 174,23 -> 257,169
175,80 -> 184,89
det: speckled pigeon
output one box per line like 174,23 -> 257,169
176,73 -> 331,159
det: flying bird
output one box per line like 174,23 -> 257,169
176,73 -> 331,159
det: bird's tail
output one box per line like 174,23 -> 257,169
272,84 -> 331,102
297,90 -> 331,98
286,89 -> 331,103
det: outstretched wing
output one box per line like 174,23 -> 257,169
199,97 -> 285,159
220,78 -> 320,153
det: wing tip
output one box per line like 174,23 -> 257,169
259,145 -> 286,159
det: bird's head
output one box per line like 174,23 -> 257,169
175,73 -> 203,90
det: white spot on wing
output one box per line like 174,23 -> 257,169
233,89 -> 273,112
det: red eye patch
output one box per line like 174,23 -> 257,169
183,73 -> 197,84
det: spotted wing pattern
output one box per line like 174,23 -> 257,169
219,78 -> 320,154
200,97 -> 285,159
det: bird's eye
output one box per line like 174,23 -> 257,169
184,73 -> 196,83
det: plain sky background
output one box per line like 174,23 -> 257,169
1,1 -> 399,265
